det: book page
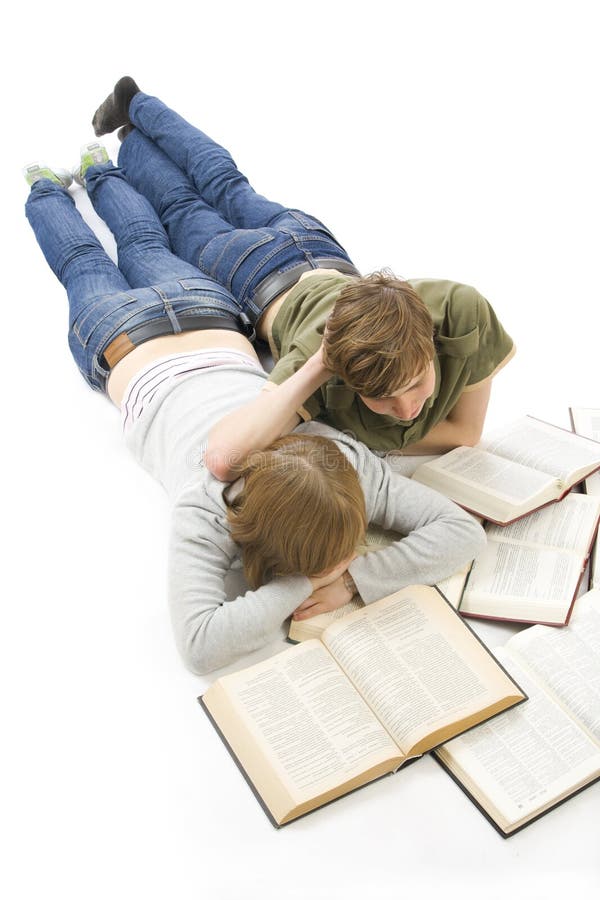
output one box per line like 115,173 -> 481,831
417,446 -> 556,504
568,411 -> 600,591
287,597 -> 364,642
210,641 -> 400,804
462,541 -> 581,623
435,650 -> 600,832
481,418 -> 600,484
570,407 -> 600,442
461,493 -> 600,621
506,590 -> 600,739
585,472 -> 600,498
570,407 -> 600,502
484,492 -> 600,553
435,562 -> 472,608
322,586 -> 523,755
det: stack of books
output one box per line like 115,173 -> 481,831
198,411 -> 600,836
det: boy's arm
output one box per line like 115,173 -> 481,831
205,348 -> 330,481
402,282 -> 515,455
401,380 -> 492,454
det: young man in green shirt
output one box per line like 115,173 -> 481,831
92,78 -> 515,481
207,269 -> 514,479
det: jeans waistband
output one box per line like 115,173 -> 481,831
251,259 -> 360,320
101,312 -> 251,369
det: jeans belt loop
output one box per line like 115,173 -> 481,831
238,312 -> 256,343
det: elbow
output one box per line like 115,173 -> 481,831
462,422 -> 483,447
444,507 -> 486,562
180,640 -> 223,677
448,421 -> 483,449
444,425 -> 482,451
204,444 -> 240,482
177,620 -> 239,676
184,654 -> 214,678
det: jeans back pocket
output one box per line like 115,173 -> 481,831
285,209 -> 338,240
72,291 -> 138,348
198,230 -> 276,291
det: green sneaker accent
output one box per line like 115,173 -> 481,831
73,142 -> 109,186
23,163 -> 73,189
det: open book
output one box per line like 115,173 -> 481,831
435,589 -> 600,836
458,492 -> 600,625
200,585 -> 525,826
570,406 -> 600,449
412,416 -> 600,524
570,407 -> 600,588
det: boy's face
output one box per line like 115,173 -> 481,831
359,361 -> 436,421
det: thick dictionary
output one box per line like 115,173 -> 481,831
200,585 -> 525,826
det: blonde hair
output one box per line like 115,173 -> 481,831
322,271 -> 435,397
226,434 -> 366,588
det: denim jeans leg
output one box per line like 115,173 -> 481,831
119,131 -> 236,270
26,179 -> 131,324
25,179 -> 132,387
85,161 -> 211,288
128,93 -> 288,228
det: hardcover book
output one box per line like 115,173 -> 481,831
570,407 -> 600,588
200,585 -> 525,826
412,416 -> 600,525
435,589 -> 600,836
457,492 -> 600,624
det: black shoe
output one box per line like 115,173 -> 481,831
92,76 -> 140,136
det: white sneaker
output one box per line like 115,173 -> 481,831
72,141 -> 110,187
23,162 -> 73,189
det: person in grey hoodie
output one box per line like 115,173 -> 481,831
24,154 -> 486,675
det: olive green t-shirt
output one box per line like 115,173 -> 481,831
268,273 -> 514,452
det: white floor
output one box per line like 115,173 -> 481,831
5,4 -> 600,899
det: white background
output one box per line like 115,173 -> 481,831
4,2 -> 599,898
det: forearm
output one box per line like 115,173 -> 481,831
350,506 -> 485,604
402,417 -> 482,454
206,353 -> 329,480
404,381 -> 492,454
170,572 -> 312,675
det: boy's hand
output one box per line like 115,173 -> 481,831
305,340 -> 333,378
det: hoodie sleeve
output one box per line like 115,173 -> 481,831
168,478 -> 312,675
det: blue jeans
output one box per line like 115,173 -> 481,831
118,93 -> 357,322
25,166 -> 245,392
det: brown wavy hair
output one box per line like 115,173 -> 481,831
226,434 -> 366,588
322,271 -> 435,397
